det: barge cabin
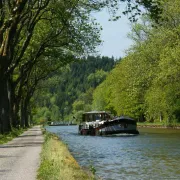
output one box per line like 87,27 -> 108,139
78,111 -> 139,136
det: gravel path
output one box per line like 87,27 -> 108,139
0,126 -> 44,180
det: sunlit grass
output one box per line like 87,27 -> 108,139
37,132 -> 94,180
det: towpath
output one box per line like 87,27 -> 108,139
0,126 -> 44,180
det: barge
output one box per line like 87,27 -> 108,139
78,111 -> 139,135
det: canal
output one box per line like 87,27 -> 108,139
46,126 -> 180,180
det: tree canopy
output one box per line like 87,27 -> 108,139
92,0 -> 180,124
0,0 -> 165,133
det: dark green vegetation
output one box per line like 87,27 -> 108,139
0,0 -> 168,134
33,56 -> 115,123
0,128 -> 24,144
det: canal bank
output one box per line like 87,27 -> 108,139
37,130 -> 94,180
46,125 -> 180,179
137,123 -> 180,129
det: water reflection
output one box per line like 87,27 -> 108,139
46,126 -> 180,180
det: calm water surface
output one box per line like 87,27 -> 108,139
46,126 -> 180,180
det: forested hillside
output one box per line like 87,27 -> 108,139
92,0 -> 180,125
33,56 -> 116,123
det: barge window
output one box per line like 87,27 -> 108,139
102,113 -> 110,120
95,114 -> 101,120
84,114 -> 94,122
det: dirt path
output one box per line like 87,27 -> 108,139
0,126 -> 44,180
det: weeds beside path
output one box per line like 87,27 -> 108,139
0,128 -> 25,144
37,131 -> 94,180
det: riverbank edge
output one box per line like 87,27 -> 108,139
37,129 -> 95,180
137,124 -> 180,129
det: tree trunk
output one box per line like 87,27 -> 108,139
25,110 -> 29,128
20,98 -> 30,128
20,99 -> 25,128
13,99 -> 21,128
7,77 -> 16,128
0,78 -> 11,133
24,95 -> 32,128
24,102 -> 29,128
29,113 -> 33,126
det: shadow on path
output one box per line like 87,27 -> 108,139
0,155 -> 20,158
0,141 -> 43,148
16,134 -> 42,138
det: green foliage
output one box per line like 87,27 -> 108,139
31,0 -> 180,126
0,0 -> 164,134
73,110 -> 84,123
73,101 -> 85,112
88,70 -> 107,88
0,128 -> 24,144
33,56 -> 115,123
93,0 -> 180,124
89,163 -> 96,176
92,78 -> 113,112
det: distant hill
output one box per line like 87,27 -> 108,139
33,56 -> 117,122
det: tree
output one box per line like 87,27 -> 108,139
88,70 -> 107,88
0,0 -> 102,133
93,0 -> 180,123
0,0 -> 164,133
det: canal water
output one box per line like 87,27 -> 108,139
46,126 -> 180,180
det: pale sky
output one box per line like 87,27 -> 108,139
94,10 -> 133,59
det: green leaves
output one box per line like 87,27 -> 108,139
92,0 -> 180,123
88,69 -> 107,88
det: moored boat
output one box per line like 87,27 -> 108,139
78,111 -> 139,135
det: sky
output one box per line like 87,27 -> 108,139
94,10 -> 134,59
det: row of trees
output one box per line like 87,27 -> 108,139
92,0 -> 180,124
0,0 -> 106,133
0,0 -> 163,133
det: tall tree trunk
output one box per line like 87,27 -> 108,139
13,99 -> 21,128
24,100 -> 29,128
7,76 -> 16,128
20,97 -> 30,128
29,113 -> 33,126
20,99 -> 25,128
0,78 -> 11,133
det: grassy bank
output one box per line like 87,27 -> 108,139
37,131 -> 94,180
0,128 -> 24,144
137,122 -> 180,129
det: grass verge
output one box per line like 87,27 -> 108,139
137,122 -> 180,128
0,128 -> 25,144
37,131 -> 95,180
